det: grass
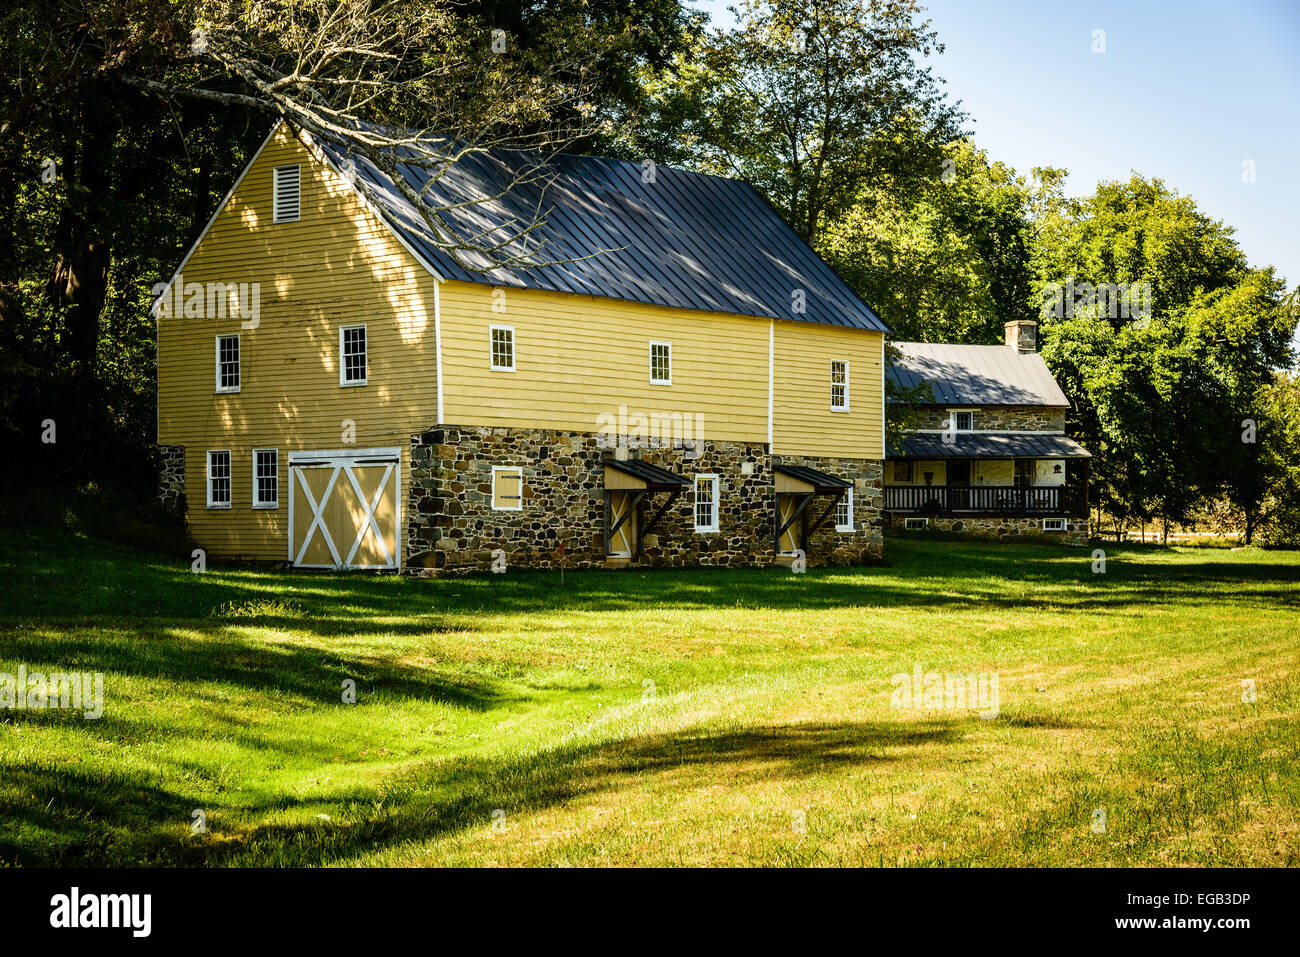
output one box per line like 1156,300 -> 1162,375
0,524 -> 1297,867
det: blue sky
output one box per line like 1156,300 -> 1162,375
691,0 -> 1299,305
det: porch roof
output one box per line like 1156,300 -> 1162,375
889,432 -> 1091,459
774,464 -> 852,493
603,458 -> 691,490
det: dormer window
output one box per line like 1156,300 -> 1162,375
273,164 -> 301,223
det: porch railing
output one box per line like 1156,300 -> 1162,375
884,484 -> 1081,516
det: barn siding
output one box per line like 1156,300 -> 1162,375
156,125 -> 440,560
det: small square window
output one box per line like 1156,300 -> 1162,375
650,341 -> 672,385
952,411 -> 973,431
835,486 -> 855,532
207,450 -> 232,509
831,360 -> 849,411
216,334 -> 241,393
892,461 -> 914,483
490,326 -> 515,371
273,164 -> 301,223
253,449 -> 278,509
492,466 -> 523,511
694,474 -> 719,532
340,325 -> 367,386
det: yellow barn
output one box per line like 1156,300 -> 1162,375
155,122 -> 889,573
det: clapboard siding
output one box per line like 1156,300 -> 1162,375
438,281 -> 769,440
157,125 -> 439,560
439,282 -> 885,457
772,320 -> 884,459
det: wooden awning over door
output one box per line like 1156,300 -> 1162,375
773,464 -> 851,555
602,460 -> 689,558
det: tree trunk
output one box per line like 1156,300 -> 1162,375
45,86 -> 116,375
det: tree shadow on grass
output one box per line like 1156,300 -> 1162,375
3,528 -> 1299,630
0,719 -> 968,866
202,719 -> 968,866
0,628 -> 510,710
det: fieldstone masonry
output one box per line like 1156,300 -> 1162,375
885,513 -> 1088,545
407,425 -> 883,575
909,406 -> 1066,432
157,445 -> 186,515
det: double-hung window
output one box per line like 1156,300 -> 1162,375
340,325 -> 367,386
207,450 -> 232,509
830,360 -> 849,411
490,326 -> 515,371
253,449 -> 279,509
650,341 -> 672,385
216,334 -> 240,393
951,410 -> 974,432
693,474 -> 719,532
834,487 -> 855,532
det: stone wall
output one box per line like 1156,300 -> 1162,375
157,445 -> 186,516
884,512 -> 1088,544
906,406 -> 1066,432
407,425 -> 883,575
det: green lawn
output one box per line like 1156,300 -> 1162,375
1,526 -> 1297,867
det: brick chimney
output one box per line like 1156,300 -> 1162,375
1004,319 -> 1038,353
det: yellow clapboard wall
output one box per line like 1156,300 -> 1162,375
772,319 -> 884,459
438,281 -> 768,440
156,125 -> 439,559
158,124 -> 886,560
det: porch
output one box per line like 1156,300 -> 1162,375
883,483 -> 1083,516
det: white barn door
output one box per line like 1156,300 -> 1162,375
288,448 -> 401,570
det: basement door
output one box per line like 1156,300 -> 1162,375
288,448 -> 402,570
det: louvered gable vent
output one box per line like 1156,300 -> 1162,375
273,164 -> 300,223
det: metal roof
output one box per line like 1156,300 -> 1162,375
887,342 -> 1070,407
774,464 -> 852,492
314,136 -> 889,332
889,432 -> 1090,459
604,459 -> 690,488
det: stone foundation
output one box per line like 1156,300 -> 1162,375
884,512 -> 1088,544
407,425 -> 883,575
157,445 -> 186,516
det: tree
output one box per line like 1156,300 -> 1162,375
1035,175 -> 1297,536
636,0 -> 966,243
820,139 -> 1046,341
0,0 -> 641,492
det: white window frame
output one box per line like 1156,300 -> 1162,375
491,466 -> 524,512
215,334 -> 241,394
207,450 -> 232,509
272,164 -> 301,224
951,410 -> 974,432
693,473 -> 719,533
1042,518 -> 1067,532
339,324 -> 367,387
830,359 -> 849,411
649,340 -> 672,385
490,325 -> 516,372
834,486 -> 855,532
252,448 -> 279,510
904,517 -> 930,530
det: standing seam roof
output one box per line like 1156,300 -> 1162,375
314,134 -> 890,332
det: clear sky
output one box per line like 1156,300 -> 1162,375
691,0 -> 1299,315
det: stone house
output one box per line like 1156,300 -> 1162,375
883,320 -> 1090,542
